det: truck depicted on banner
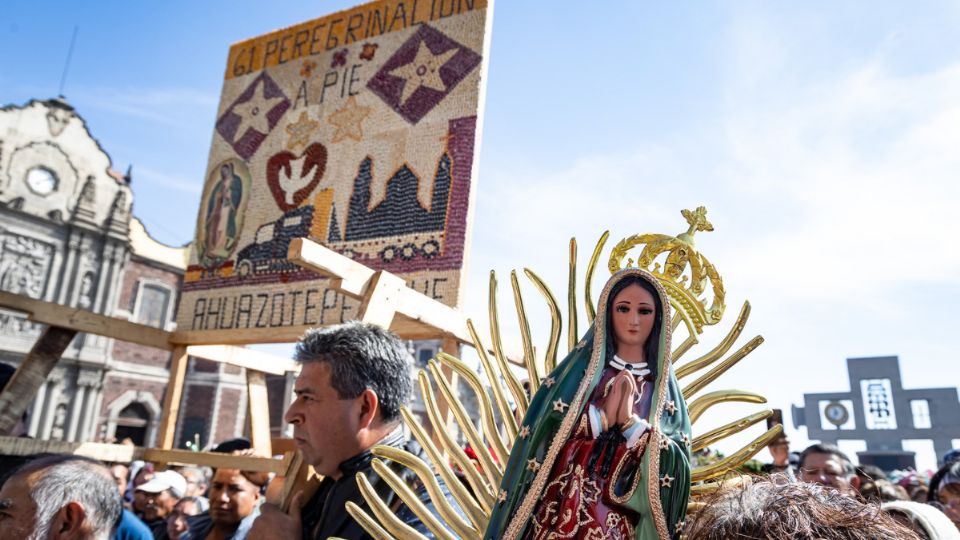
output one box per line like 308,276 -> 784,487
235,205 -> 314,278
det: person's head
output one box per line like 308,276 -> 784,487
106,464 -> 128,497
0,455 -> 122,540
176,466 -> 211,498
941,448 -> 960,467
285,321 -> 414,478
860,479 -> 910,502
604,273 -> 663,367
165,497 -> 203,540
685,475 -> 921,539
207,463 -> 267,531
131,463 -> 154,488
798,443 -> 860,495
134,470 -> 186,523
883,500 -> 960,540
927,460 -> 960,528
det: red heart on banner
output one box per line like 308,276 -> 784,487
265,142 -> 327,212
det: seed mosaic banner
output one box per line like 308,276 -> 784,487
175,0 -> 492,341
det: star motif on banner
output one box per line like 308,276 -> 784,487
659,437 -> 671,451
232,79 -> 284,141
390,40 -> 458,106
552,399 -> 569,413
544,377 -> 556,388
660,474 -> 674,488
285,111 -> 320,151
526,459 -> 541,472
327,96 -> 371,143
665,400 -> 677,416
498,489 -> 507,504
519,425 -> 531,439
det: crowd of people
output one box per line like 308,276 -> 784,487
1,321 -> 959,539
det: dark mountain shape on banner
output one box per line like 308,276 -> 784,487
328,205 -> 342,242
345,154 -> 451,241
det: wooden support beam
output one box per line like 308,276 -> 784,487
0,436 -> 285,474
358,270 -> 406,327
186,345 -> 299,376
276,449 -> 321,511
0,291 -> 172,350
0,326 -> 77,435
271,437 -> 298,455
246,370 -> 272,456
156,345 -> 189,450
288,238 -> 471,343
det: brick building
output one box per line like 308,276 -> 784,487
0,98 -> 246,448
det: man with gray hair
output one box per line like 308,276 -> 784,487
0,454 -> 123,540
249,321 -> 447,540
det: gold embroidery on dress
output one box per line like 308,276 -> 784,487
529,463 -> 601,540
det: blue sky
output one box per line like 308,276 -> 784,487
3,1 -> 959,467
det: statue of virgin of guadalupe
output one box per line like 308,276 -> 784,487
485,268 -> 691,540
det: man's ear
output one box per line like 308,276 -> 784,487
51,501 -> 87,539
356,388 -> 380,430
850,474 -> 861,491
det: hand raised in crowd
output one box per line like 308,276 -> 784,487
247,490 -> 304,540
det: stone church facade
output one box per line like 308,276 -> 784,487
0,98 -> 247,448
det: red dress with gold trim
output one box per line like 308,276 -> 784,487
526,363 -> 654,540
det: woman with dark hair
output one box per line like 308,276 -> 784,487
486,269 -> 691,540
928,460 -> 960,529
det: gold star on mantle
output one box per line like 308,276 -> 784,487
497,489 -> 507,504
660,475 -> 674,488
390,40 -> 458,106
285,111 -> 319,151
232,80 -> 284,141
665,400 -> 677,416
526,459 -> 541,472
519,425 -> 531,439
675,520 -> 686,533
544,377 -> 556,388
327,96 -> 371,143
552,399 -> 569,413
680,432 -> 691,447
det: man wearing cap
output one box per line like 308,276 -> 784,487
135,470 -> 187,538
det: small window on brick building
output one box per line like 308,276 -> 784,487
136,283 -> 171,328
911,399 -> 932,429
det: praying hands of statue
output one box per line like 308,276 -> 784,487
602,370 -> 638,428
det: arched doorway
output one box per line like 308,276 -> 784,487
114,402 -> 150,446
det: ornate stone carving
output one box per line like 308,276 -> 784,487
0,233 -> 54,299
109,190 -> 128,217
78,271 -> 96,309
0,309 -> 43,338
77,368 -> 102,389
46,105 -> 74,137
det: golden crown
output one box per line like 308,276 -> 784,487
608,206 -> 726,333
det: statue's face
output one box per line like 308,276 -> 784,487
610,283 -> 656,353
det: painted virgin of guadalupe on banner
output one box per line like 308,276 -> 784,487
485,268 -> 691,540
